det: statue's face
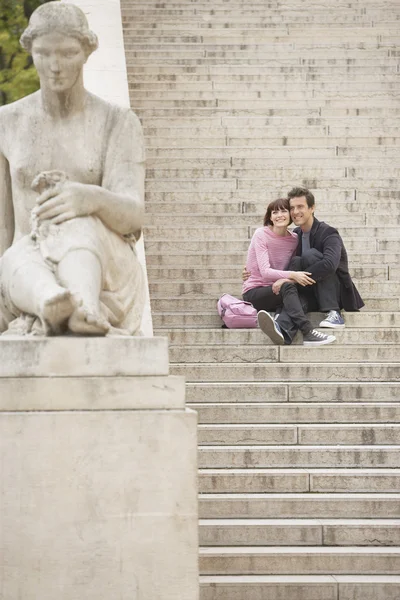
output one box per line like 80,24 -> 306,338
31,32 -> 87,93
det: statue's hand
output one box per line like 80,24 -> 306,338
35,181 -> 95,224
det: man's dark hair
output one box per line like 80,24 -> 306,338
263,197 -> 292,227
287,187 -> 315,208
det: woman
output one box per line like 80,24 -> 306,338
242,198 -> 336,346
0,2 -> 145,336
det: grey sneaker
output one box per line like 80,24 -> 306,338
258,310 -> 285,345
319,310 -> 345,329
303,329 -> 336,346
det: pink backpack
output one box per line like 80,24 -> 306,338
217,294 -> 258,329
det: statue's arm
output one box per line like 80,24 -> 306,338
97,108 -> 145,235
90,161 -> 144,236
0,151 -> 14,256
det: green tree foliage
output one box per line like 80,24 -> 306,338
0,0 -> 54,105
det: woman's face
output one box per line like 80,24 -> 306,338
270,207 -> 290,228
32,32 -> 87,93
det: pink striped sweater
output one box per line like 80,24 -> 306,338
242,227 -> 299,294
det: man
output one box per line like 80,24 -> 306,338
244,187 -> 364,344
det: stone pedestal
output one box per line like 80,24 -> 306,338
0,337 -> 198,600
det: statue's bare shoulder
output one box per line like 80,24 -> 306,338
0,92 -> 41,153
86,92 -> 143,136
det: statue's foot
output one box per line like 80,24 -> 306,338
41,289 -> 75,334
68,305 -> 109,335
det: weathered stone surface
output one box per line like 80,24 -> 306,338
0,406 -> 198,600
0,375 -> 185,410
199,547 -> 400,575
0,337 -> 169,377
200,575 -> 338,600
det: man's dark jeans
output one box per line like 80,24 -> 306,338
244,281 -> 313,345
277,249 -> 341,343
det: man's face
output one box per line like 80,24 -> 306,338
32,33 -> 87,93
289,195 -> 314,230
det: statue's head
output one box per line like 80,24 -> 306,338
20,2 -> 98,57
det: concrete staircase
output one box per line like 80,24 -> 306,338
121,0 -> 400,597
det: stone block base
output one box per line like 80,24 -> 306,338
0,338 -> 198,600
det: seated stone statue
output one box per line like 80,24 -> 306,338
0,1 -> 145,336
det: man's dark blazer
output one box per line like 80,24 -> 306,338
294,217 -> 364,311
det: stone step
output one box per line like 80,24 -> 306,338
122,11 -> 400,20
229,136 -> 400,147
144,201 -> 381,218
199,574 -> 400,600
143,115 -> 396,128
170,345 -> 400,364
144,238 -> 372,253
147,218 -> 389,236
153,303 -> 400,325
127,60 -> 399,71
130,55 -> 399,66
186,381 -> 400,403
199,518 -> 400,546
146,146 -> 399,158
145,231 -> 400,247
122,0 -> 399,6
145,147 -> 399,161
148,281 -> 400,298
144,135 -> 400,147
136,107 -> 400,118
123,5 -> 398,11
149,172 -> 397,188
154,298 -> 397,313
129,65 -> 398,78
136,100 -> 399,113
198,493 -> 400,518
160,326 -> 400,345
198,468 -> 400,493
123,18 -> 400,28
199,546 -> 400,575
144,224 -> 400,240
146,265 -> 385,281
128,55 -> 397,69
145,189 -> 399,202
198,424 -> 400,445
147,251 -> 400,267
124,34 -> 398,45
125,36 -> 397,47
198,445 -> 400,468
190,402 -> 400,423
126,57 -> 398,69
134,83 -> 398,96
132,80 -> 399,93
123,17 -> 396,24
124,27 -> 397,38
122,4 -> 398,11
144,167 -> 400,180
129,71 -> 396,82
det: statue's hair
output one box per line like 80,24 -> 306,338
20,1 -> 98,55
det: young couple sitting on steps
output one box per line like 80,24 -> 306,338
242,187 -> 364,347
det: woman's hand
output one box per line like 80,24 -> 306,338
272,278 -> 291,295
289,271 -> 316,286
242,266 -> 251,282
35,181 -> 96,224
